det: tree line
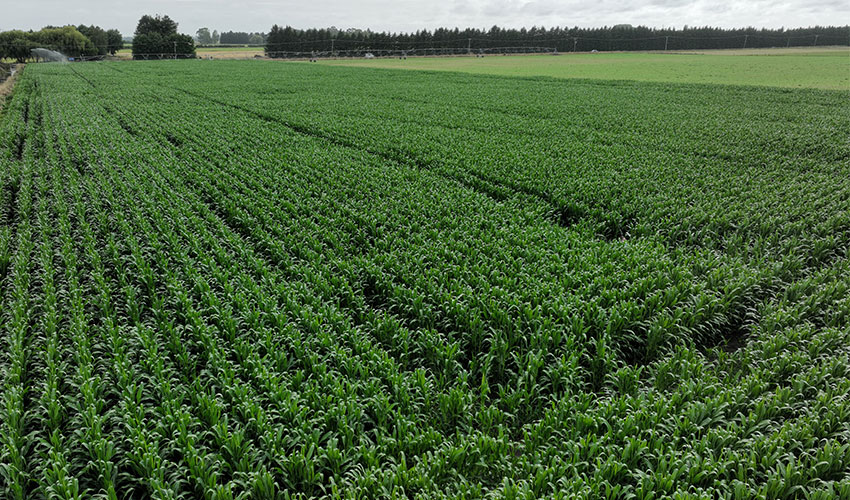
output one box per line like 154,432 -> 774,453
0,14 -> 198,62
196,29 -> 266,45
266,24 -> 850,56
0,25 -> 122,62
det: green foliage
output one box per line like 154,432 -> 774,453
0,27 -> 96,62
74,25 -> 123,57
32,26 -> 96,57
76,25 -> 108,55
132,32 -> 196,59
219,31 -> 266,45
197,27 -> 213,45
132,14 -> 195,59
0,60 -> 847,499
134,14 -> 179,37
106,29 -> 123,55
0,31 -> 37,63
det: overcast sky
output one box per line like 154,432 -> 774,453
4,0 -> 848,37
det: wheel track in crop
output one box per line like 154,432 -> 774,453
181,83 -> 653,245
162,83 -> 776,367
93,90 -> 477,386
77,89 -> 474,492
105,78 -> 770,377
41,67 -> 850,394
149,77 -> 580,446
91,74 -> 794,378
178,80 -> 850,370
167,86 -> 602,227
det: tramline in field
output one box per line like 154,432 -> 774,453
0,60 -> 848,499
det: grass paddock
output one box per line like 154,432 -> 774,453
318,46 -> 850,89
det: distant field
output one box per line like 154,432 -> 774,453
117,46 -> 264,59
675,46 -> 848,56
196,46 -> 264,59
321,46 -> 850,89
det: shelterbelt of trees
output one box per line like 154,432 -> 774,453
195,29 -> 266,46
0,26 -> 122,63
265,24 -> 850,54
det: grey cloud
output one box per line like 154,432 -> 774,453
519,2 -> 558,17
645,0 -> 693,8
482,0 -> 522,17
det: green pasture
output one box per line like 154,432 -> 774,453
320,47 -> 850,89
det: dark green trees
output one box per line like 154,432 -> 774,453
0,26 -> 97,62
77,25 -> 123,55
132,14 -> 196,59
264,24 -> 850,57
0,31 -> 37,62
106,29 -> 123,55
76,25 -> 108,55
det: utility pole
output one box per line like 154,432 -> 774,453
467,37 -> 471,54
813,34 -> 819,46
173,41 -> 177,60
743,34 -> 748,49
664,36 -> 669,51
573,38 -> 578,52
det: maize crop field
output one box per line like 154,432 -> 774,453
0,60 -> 849,499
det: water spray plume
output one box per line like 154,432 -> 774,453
31,48 -> 69,63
